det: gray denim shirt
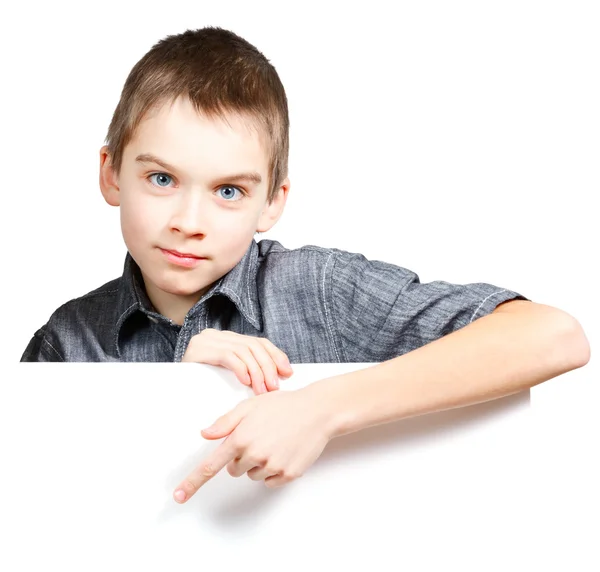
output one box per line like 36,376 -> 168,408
21,239 -> 528,362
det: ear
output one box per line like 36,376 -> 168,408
99,145 -> 121,207
256,177 -> 290,233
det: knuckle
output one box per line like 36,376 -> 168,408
222,354 -> 240,369
200,463 -> 216,479
247,365 -> 264,381
249,340 -> 267,357
246,360 -> 262,374
227,462 -> 240,477
281,468 -> 302,481
230,434 -> 249,452
262,337 -> 280,351
247,451 -> 267,466
182,479 -> 198,493
236,368 -> 250,384
252,342 -> 270,358
235,338 -> 253,351
264,464 -> 280,476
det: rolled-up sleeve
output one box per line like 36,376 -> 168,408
330,250 -> 530,362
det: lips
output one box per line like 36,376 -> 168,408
161,248 -> 206,259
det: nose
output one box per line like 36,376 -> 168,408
168,189 -> 209,237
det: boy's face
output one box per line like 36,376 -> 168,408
99,96 -> 289,318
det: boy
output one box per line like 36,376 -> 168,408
21,28 -> 590,500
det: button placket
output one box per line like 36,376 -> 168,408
174,309 -> 206,362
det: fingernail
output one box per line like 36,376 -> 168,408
203,425 -> 217,434
245,374 -> 251,385
272,378 -> 279,388
174,489 -> 186,502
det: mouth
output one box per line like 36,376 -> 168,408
159,248 -> 207,268
162,248 -> 206,259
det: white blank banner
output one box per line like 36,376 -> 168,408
1,363 -> 534,570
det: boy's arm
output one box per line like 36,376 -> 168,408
310,299 -> 590,438
174,299 -> 589,501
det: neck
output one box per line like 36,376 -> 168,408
142,277 -> 210,326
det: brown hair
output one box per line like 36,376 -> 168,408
104,27 -> 289,204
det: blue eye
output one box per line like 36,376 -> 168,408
148,173 -> 173,187
147,174 -> 244,200
218,185 -> 244,201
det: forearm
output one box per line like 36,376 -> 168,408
309,304 -> 590,439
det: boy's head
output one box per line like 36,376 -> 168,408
99,27 -> 290,321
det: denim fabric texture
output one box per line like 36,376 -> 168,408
21,239 -> 529,362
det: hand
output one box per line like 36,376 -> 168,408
172,387 -> 335,502
182,329 -> 294,395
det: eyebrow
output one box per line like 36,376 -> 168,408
135,153 -> 262,185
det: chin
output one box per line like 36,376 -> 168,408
158,276 -> 211,298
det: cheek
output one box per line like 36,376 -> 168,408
223,212 -> 259,240
120,207 -> 162,258
200,205 -> 260,240
120,192 -> 161,238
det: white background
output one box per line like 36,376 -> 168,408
0,0 -> 598,567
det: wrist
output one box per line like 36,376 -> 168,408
300,375 -> 357,440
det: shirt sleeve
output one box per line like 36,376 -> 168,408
330,250 -> 530,362
20,326 -> 64,362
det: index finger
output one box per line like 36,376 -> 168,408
173,437 -> 238,503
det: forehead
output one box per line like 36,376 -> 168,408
124,96 -> 270,175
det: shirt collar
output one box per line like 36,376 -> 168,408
114,239 -> 263,358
